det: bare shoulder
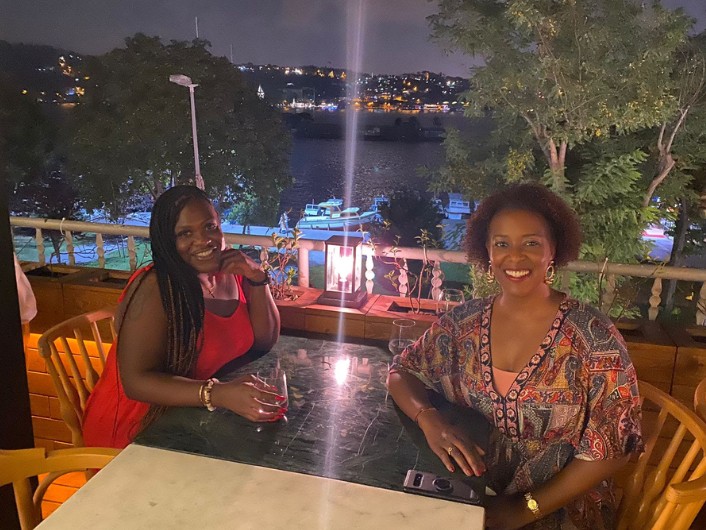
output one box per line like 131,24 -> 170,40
117,269 -> 166,329
116,270 -> 169,375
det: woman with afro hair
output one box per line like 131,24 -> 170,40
389,183 -> 642,529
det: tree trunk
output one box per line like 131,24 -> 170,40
643,152 -> 675,208
153,174 -> 164,199
48,231 -> 63,264
546,138 -> 567,194
663,198 -> 689,314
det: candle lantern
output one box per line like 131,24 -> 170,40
317,234 -> 367,309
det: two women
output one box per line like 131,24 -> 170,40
389,184 -> 643,529
84,182 -> 642,529
83,186 -> 283,448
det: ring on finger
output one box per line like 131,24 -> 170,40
447,446 -> 454,456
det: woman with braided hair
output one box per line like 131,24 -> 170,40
83,185 -> 282,448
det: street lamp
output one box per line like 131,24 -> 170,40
169,74 -> 204,190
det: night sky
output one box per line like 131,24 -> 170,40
0,0 -> 703,77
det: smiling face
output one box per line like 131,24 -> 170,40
486,208 -> 556,299
173,198 -> 223,274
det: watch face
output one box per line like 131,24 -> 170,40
528,499 -> 539,511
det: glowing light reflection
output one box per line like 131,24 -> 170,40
334,357 -> 351,386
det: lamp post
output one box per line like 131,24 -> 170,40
169,74 -> 204,190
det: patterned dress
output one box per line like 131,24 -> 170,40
391,296 -> 643,530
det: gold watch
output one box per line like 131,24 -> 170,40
524,492 -> 541,518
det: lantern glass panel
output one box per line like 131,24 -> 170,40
354,246 -> 362,291
325,244 -> 355,294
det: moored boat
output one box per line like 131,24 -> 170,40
303,197 -> 344,217
297,196 -> 387,230
445,193 -> 471,219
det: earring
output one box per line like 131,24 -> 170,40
485,261 -> 495,283
545,260 -> 556,285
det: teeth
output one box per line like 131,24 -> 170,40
194,248 -> 215,258
505,269 -> 530,278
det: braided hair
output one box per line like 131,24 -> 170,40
140,185 -> 212,431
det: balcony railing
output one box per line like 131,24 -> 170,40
11,216 -> 706,325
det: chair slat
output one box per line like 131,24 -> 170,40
38,309 -> 115,447
618,382 -> 706,530
0,447 -> 119,530
74,328 -> 100,395
59,334 -> 89,406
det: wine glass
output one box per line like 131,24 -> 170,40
436,288 -> 465,315
388,319 -> 416,355
257,365 -> 288,418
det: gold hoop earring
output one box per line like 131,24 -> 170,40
545,261 -> 556,285
485,261 -> 495,283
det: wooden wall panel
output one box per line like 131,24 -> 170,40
31,416 -> 71,444
26,371 -> 57,397
618,322 -> 676,395
29,393 -> 50,417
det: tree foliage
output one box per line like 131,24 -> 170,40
1,75 -> 81,221
371,187 -> 444,247
430,0 -> 691,191
0,75 -> 56,187
427,1 -> 702,259
69,34 -> 292,220
427,2 -> 706,315
573,149 -> 656,262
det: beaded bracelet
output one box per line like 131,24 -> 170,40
414,406 -> 437,424
199,378 -> 219,412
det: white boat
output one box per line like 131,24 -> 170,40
303,197 -> 343,217
297,196 -> 386,230
445,193 -> 471,219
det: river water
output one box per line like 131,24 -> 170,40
279,111 -> 479,218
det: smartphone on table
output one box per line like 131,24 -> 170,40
403,470 -> 481,506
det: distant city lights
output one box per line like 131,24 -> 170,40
25,52 -> 469,111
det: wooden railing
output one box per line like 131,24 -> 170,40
11,216 -> 706,324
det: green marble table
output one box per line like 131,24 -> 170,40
136,334 -> 487,496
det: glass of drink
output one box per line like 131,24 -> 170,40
388,319 -> 416,356
257,365 -> 288,419
436,288 -> 465,315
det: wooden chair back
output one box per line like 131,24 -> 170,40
616,381 -> 706,530
0,446 -> 119,530
694,378 -> 706,422
37,308 -> 116,447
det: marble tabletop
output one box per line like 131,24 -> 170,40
37,444 -> 485,529
135,333 -> 487,495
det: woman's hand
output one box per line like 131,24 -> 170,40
211,374 -> 286,422
218,249 -> 267,283
417,410 -> 486,476
219,248 -> 280,351
484,494 -> 535,530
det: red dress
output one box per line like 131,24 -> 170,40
82,267 -> 255,448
